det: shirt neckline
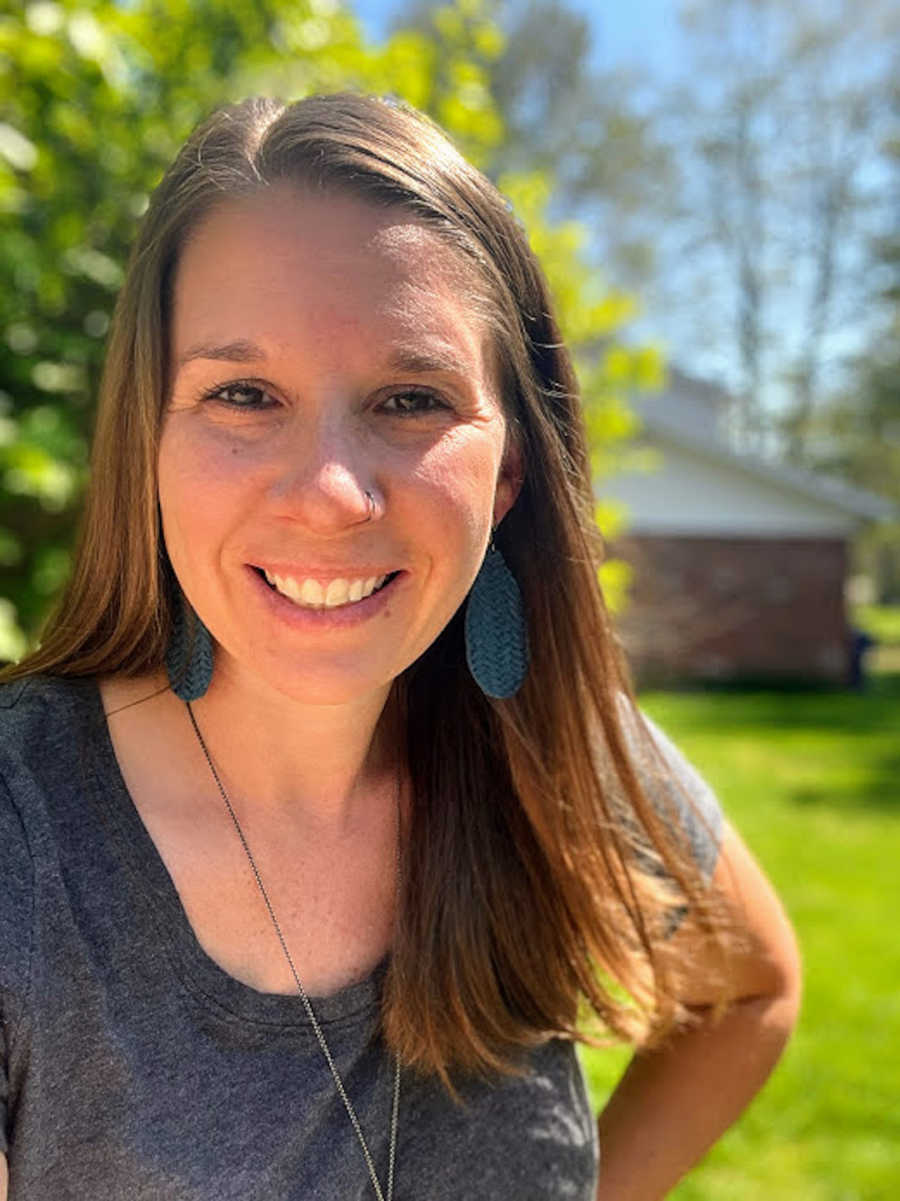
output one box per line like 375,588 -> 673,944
70,675 -> 385,1030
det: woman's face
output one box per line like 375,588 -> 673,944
158,183 -> 520,705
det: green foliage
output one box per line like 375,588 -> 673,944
496,170 -> 661,603
0,0 -> 651,653
854,603 -> 900,647
814,308 -> 900,601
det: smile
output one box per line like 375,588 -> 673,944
258,569 -> 399,609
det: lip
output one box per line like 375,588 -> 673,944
245,564 -> 406,629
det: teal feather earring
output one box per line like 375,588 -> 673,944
165,595 -> 214,701
464,537 -> 529,699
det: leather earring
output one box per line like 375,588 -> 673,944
464,536 -> 529,699
165,594 -> 214,701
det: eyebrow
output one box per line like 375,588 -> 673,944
176,340 -> 473,379
176,340 -> 268,369
384,346 -> 472,378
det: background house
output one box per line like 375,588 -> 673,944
602,369 -> 895,685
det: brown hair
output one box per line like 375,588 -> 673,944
8,93 -> 730,1082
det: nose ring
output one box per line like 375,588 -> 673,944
364,490 -> 376,523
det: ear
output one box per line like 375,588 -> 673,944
493,435 -> 524,527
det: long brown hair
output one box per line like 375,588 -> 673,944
8,93 -> 730,1082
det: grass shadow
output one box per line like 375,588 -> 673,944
640,672 -> 900,816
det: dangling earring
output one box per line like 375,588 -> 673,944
464,534 -> 529,699
165,593 -> 214,701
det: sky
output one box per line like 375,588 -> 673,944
350,0 -> 686,75
345,0 -> 893,416
345,0 -> 731,383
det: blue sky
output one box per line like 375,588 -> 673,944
346,0 -> 892,412
350,0 -> 685,75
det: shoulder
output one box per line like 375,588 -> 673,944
0,673 -> 103,863
0,765 -> 34,1004
0,673 -> 109,847
0,680 -> 50,1005
0,673 -> 100,765
612,695 -> 724,883
0,675 -> 101,1002
0,672 -> 73,728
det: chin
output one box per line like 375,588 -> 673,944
232,655 -> 398,709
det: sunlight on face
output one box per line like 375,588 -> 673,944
158,183 -> 521,706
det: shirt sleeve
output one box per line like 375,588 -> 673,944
633,712 -> 724,884
0,768 -> 35,1156
611,704 -> 725,939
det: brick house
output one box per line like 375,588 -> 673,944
601,370 -> 894,684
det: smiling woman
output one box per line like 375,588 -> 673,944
0,94 -> 800,1201
158,182 -> 514,706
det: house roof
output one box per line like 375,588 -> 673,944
629,367 -> 895,524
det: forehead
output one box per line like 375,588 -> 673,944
170,183 -> 495,378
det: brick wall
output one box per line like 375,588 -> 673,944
611,534 -> 851,684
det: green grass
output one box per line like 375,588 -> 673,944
579,669 -> 900,1200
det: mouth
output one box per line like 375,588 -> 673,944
252,567 -> 402,610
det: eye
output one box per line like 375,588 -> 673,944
379,387 -> 449,416
201,380 -> 279,410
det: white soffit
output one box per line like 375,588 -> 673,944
600,437 -> 882,536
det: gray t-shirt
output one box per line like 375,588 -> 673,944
0,676 -> 722,1200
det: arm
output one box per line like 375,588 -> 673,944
595,821 -> 802,1201
1,1152 -> 7,1201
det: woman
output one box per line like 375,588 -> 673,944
0,93 -> 800,1200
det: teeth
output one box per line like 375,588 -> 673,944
263,571 -> 392,609
325,579 -> 350,607
300,579 -> 324,605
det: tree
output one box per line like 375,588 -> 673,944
394,0 -> 674,289
813,90 -> 900,599
496,170 -> 662,610
0,0 -> 504,656
392,0 -> 898,469
0,0 -> 652,655
650,0 -> 898,456
388,0 -> 673,607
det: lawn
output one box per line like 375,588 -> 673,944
579,668 -> 900,1201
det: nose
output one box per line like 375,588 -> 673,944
267,415 -> 376,533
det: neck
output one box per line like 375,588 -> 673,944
177,663 -> 402,833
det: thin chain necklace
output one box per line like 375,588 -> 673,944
186,703 -> 401,1201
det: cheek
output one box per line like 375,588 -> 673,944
420,430 -> 499,494
157,423 -> 243,568
159,412 -> 263,500
403,430 -> 503,546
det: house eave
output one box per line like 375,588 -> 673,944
637,413 -> 897,524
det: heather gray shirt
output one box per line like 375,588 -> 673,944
0,676 -> 722,1200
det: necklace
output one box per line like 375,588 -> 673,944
186,703 -> 401,1201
